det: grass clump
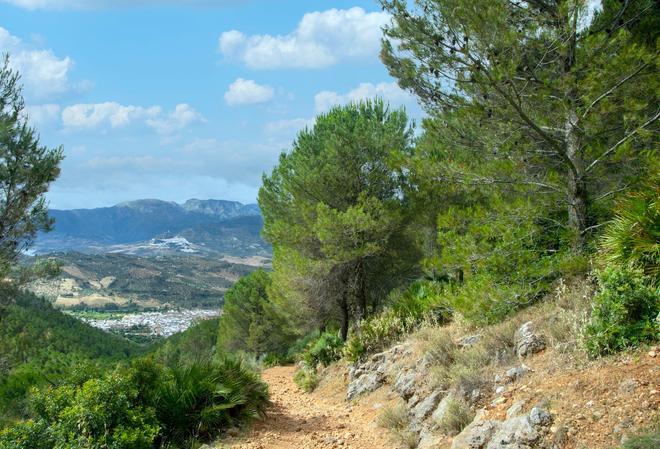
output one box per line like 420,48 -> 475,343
435,397 -> 474,436
620,421 -> 660,449
293,366 -> 319,393
377,403 -> 418,449
302,332 -> 344,368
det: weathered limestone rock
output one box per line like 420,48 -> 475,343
452,407 -> 553,449
505,365 -> 532,383
459,334 -> 483,348
431,394 -> 456,426
347,343 -> 412,400
347,371 -> 385,401
514,321 -> 546,357
411,389 -> 444,428
394,370 -> 417,400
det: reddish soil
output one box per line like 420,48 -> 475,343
220,365 -> 397,449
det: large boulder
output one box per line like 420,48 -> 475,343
347,371 -> 385,401
514,322 -> 546,358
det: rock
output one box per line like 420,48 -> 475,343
452,417 -> 499,449
613,417 -> 634,434
394,370 -> 417,400
514,321 -> 546,357
459,334 -> 483,348
411,389 -> 444,428
618,378 -> 638,394
506,400 -> 527,419
346,371 -> 384,401
495,386 -> 505,395
505,365 -> 532,383
431,393 -> 456,425
418,428 -> 440,449
529,407 -> 552,426
452,407 -> 553,449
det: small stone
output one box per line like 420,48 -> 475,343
495,386 -> 505,394
648,350 -> 656,358
619,378 -> 639,394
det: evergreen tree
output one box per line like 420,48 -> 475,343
259,100 -> 419,340
380,0 -> 658,249
0,56 -> 63,277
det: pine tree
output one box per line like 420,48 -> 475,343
0,56 -> 63,277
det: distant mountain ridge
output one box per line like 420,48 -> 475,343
33,199 -> 269,257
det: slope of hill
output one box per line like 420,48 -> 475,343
0,288 -> 144,422
32,199 -> 268,257
28,252 -> 259,309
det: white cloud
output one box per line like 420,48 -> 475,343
25,103 -> 61,127
62,102 -> 161,129
224,78 -> 274,106
146,103 -> 206,133
2,0 -> 242,10
1,27 -> 82,99
314,82 -> 414,113
219,7 -> 390,69
61,101 -> 205,133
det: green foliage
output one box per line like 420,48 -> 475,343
0,56 -> 63,279
620,421 -> 660,449
584,267 -> 659,357
344,308 -> 415,363
0,289 -> 141,424
154,318 -> 219,367
301,332 -> 344,368
131,357 -> 270,446
293,366 -> 319,393
380,0 -> 658,246
0,372 -> 160,449
259,99 -> 419,340
600,180 -> 659,280
217,270 -> 296,358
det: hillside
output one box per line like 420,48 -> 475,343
219,279 -> 659,449
0,288 -> 143,422
27,252 -> 260,310
32,199 -> 269,257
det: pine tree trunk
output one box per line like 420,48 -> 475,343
339,295 -> 349,341
565,108 -> 588,250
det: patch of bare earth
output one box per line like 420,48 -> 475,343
481,348 -> 659,449
219,365 -> 397,449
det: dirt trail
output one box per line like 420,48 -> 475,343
221,365 -> 396,449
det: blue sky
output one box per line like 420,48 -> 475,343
0,0 -> 424,209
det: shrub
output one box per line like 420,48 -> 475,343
302,332 -> 344,368
293,366 -> 319,393
132,357 -> 270,445
600,180 -> 659,280
0,373 -> 160,449
621,421 -> 660,449
377,403 -> 417,449
435,397 -> 474,436
344,309 -> 415,362
585,267 -> 659,357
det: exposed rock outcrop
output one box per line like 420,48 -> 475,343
514,321 -> 546,357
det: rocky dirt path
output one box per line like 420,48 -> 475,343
220,365 -> 396,449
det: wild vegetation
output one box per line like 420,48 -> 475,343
0,0 -> 658,447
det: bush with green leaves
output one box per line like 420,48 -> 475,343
344,308 -> 416,363
0,372 -> 160,449
301,332 -> 344,368
585,267 -> 659,357
130,357 -> 270,446
293,366 -> 319,393
600,180 -> 659,280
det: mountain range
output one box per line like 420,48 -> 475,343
33,199 -> 270,257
